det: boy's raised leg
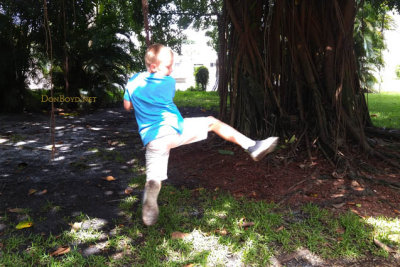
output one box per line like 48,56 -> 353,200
142,180 -> 161,226
207,116 -> 279,161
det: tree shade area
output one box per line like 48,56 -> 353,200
0,0 -> 399,164
217,0 -> 400,165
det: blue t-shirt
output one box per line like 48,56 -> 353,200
124,72 -> 184,146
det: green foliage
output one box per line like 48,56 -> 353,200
367,0 -> 400,13
395,65 -> 400,79
176,0 -> 222,52
0,0 -> 196,112
194,66 -> 209,91
354,2 -> 394,91
0,0 -> 35,112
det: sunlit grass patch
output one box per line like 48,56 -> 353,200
119,195 -> 139,212
366,92 -> 400,129
366,216 -> 400,254
174,90 -> 219,111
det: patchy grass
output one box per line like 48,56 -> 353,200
1,176 -> 398,266
174,90 -> 219,111
366,92 -> 400,129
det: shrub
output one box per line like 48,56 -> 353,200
194,66 -> 209,91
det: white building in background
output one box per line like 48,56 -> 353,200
171,29 -> 218,91
374,11 -> 400,93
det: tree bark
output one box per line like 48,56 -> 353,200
220,0 -> 372,159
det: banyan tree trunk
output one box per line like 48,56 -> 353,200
218,0 -> 373,159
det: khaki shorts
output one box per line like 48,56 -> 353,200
145,117 -> 211,182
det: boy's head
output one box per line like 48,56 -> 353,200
145,44 -> 174,76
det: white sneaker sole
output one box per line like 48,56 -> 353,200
142,181 -> 161,226
250,137 -> 279,161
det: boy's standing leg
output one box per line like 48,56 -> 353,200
141,135 -> 174,226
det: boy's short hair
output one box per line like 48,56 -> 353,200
145,44 -> 172,69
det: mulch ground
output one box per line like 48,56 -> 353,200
169,136 -> 400,219
1,106 -> 400,266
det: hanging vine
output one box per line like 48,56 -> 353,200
43,0 -> 56,160
141,0 -> 151,46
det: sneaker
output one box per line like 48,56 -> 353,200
142,180 -> 161,226
248,137 -> 279,161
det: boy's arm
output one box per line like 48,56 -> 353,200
123,99 -> 133,111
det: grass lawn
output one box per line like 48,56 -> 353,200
174,90 -> 220,111
366,92 -> 400,129
1,176 -> 399,266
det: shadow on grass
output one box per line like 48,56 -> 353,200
1,175 -> 399,266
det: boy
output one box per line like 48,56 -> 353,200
124,44 -> 278,226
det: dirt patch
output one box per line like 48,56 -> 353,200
168,134 -> 400,219
1,107 -> 400,266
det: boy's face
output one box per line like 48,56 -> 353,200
150,47 -> 174,76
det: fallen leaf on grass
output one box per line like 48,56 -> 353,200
28,189 -> 37,195
8,208 -> 25,213
171,232 -> 189,240
184,264 -> 194,267
276,226 -> 285,232
335,227 -> 345,234
332,203 -> 346,209
124,187 -> 133,194
374,238 -> 396,253
50,246 -> 71,256
350,208 -> 365,219
215,229 -> 228,236
70,222 -> 82,232
36,189 -> 47,196
240,222 -> 255,228
103,176 -> 116,181
16,221 -> 33,229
